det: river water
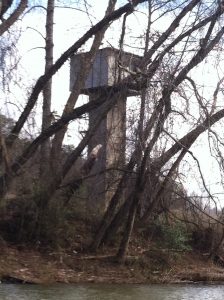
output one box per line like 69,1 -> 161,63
1,283 -> 224,300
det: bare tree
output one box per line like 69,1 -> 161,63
1,0 -> 224,261
40,0 -> 55,183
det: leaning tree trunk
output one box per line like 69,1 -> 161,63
116,194 -> 139,263
0,0 -> 27,36
50,0 -> 117,174
141,149 -> 187,222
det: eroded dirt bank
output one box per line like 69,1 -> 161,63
0,242 -> 224,284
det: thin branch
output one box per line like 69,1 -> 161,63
26,26 -> 46,40
163,128 -> 217,209
210,76 -> 224,115
174,190 -> 224,227
24,5 -> 47,15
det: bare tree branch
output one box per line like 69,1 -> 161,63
0,0 -> 28,36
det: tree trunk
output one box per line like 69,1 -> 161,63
50,0 -> 117,174
103,192 -> 134,245
40,0 -> 54,183
141,149 -> 187,222
90,93 -> 166,251
116,196 -> 138,263
90,155 -> 137,251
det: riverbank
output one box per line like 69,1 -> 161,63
0,240 -> 224,284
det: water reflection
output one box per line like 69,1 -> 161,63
1,283 -> 224,300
